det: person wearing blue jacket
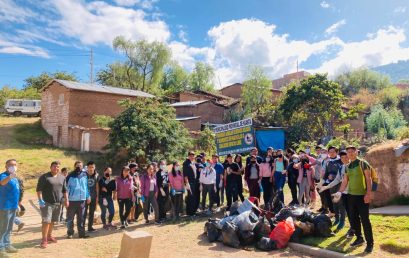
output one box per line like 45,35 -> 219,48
65,161 -> 90,239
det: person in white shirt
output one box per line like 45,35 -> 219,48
199,161 -> 216,215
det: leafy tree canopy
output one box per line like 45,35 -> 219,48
24,71 -> 78,90
189,62 -> 215,92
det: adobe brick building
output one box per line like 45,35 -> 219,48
41,79 -> 154,152
272,71 -> 310,89
219,83 -> 243,99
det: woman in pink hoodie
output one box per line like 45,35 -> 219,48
296,157 -> 314,205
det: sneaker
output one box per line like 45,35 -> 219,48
154,221 -> 162,225
47,236 -> 57,243
350,237 -> 365,247
109,223 -> 117,230
88,228 -> 96,232
120,225 -> 126,229
78,234 -> 90,239
5,246 -> 17,253
17,222 -> 25,232
145,220 -> 149,224
346,229 -> 354,239
67,235 -> 73,239
40,240 -> 47,249
127,220 -> 134,225
124,221 -> 129,227
364,244 -> 373,253
103,225 -> 110,230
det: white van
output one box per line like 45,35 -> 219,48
4,99 -> 41,117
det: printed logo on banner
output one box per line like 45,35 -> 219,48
244,133 -> 253,145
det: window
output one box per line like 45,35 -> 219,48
23,101 -> 35,107
9,101 -> 22,107
58,94 -> 64,105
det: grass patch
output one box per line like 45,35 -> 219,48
299,215 -> 409,256
13,120 -> 52,145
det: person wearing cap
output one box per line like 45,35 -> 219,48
287,154 -> 300,205
245,148 -> 263,167
183,151 -> 197,216
211,155 -> 224,208
319,150 -> 348,233
272,149 -> 289,203
224,154 -> 241,211
335,146 -> 374,253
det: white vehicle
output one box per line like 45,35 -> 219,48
4,99 -> 41,117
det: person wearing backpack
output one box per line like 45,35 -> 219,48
334,146 -> 374,254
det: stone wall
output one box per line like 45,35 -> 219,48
365,140 -> 409,206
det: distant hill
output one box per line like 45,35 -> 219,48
372,60 -> 409,83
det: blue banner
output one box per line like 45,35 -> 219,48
255,129 -> 285,152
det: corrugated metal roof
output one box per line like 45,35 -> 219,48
175,116 -> 201,121
169,100 -> 208,107
53,80 -> 155,98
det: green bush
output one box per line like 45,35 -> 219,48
366,105 -> 407,139
396,127 -> 409,140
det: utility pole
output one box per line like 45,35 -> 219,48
90,48 -> 94,84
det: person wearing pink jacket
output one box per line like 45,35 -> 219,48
296,157 -> 315,205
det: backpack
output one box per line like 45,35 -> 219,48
359,161 -> 379,192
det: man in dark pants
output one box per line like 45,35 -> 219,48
183,151 -> 197,216
65,161 -> 90,239
336,146 -> 374,254
224,154 -> 240,211
287,154 -> 300,205
156,160 -> 169,221
194,155 -> 203,212
83,161 -> 98,232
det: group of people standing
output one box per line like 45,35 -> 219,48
0,144 -> 375,255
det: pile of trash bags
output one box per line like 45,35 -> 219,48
203,197 -> 333,251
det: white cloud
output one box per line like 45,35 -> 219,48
325,19 -> 346,35
178,30 -> 188,43
394,6 -> 406,14
0,38 -> 49,57
0,0 -> 36,23
51,0 -> 170,45
114,0 -> 158,9
320,1 -> 330,8
316,26 -> 409,76
204,19 -> 340,85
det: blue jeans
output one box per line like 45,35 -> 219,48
0,209 -> 17,250
99,196 -> 115,225
274,171 -> 286,203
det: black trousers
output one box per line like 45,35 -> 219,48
261,177 -> 273,206
322,186 -> 334,213
66,201 -> 86,236
237,176 -> 245,202
157,186 -> 169,220
118,198 -> 133,224
185,182 -> 197,216
194,181 -> 201,211
201,184 -> 215,210
84,198 -> 97,230
171,193 -> 183,218
348,195 -> 373,245
287,174 -> 299,204
226,181 -> 238,210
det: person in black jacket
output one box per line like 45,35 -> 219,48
183,151 -> 197,216
156,160 -> 169,221
287,154 -> 300,205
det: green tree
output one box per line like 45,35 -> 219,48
241,65 -> 272,116
195,127 -> 216,154
107,98 -> 192,164
189,62 -> 215,91
24,71 -> 78,90
160,62 -> 190,95
96,62 -> 140,89
0,86 -> 40,107
113,36 -> 171,93
376,86 -> 402,109
277,74 -> 345,143
366,105 -> 407,139
335,68 -> 391,96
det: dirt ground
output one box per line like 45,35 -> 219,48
9,193 -> 310,258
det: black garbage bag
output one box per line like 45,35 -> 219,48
255,237 -> 278,251
205,221 -> 222,242
274,207 -> 292,222
238,230 -> 255,246
222,221 -> 241,248
229,201 -> 240,216
270,194 -> 285,214
289,227 -> 303,243
298,209 -> 314,223
232,210 -> 259,231
253,217 -> 272,240
313,214 -> 333,237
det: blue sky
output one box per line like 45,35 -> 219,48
1,0 -> 409,88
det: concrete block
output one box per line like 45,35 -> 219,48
118,231 -> 153,258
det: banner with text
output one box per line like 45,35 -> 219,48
213,118 -> 255,156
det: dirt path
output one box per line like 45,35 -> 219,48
9,193 -> 310,258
